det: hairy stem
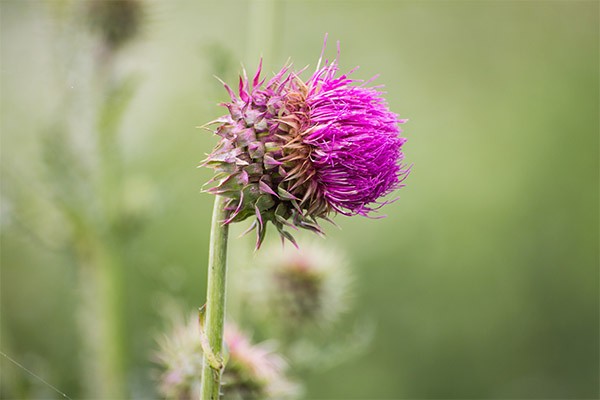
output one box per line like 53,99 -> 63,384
200,196 -> 230,400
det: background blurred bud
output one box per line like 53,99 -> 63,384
85,0 -> 145,51
155,313 -> 298,400
155,312 -> 203,400
242,241 -> 352,335
222,324 -> 299,399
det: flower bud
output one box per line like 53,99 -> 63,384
245,241 -> 351,333
155,314 -> 298,399
85,0 -> 144,51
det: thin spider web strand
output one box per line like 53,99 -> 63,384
0,351 -> 73,400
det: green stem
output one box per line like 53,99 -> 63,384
73,226 -> 126,399
200,196 -> 230,400
94,241 -> 127,399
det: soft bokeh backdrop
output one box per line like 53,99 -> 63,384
1,0 -> 598,399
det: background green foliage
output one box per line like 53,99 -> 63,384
1,1 -> 598,398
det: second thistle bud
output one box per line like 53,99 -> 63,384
155,314 -> 298,399
244,242 -> 352,333
85,0 -> 145,51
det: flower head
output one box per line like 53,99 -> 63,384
241,241 -> 352,333
155,314 -> 297,399
85,0 -> 145,51
203,38 -> 409,247
222,324 -> 299,399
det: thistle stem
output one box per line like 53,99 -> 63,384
200,195 -> 230,400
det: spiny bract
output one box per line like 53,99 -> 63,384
202,39 -> 409,248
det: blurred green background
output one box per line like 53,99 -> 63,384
1,0 -> 598,399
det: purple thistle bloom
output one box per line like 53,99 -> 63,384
202,38 -> 409,248
303,61 -> 408,216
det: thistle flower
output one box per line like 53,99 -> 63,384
202,38 -> 409,248
156,314 -> 297,400
222,324 -> 298,399
85,0 -> 145,51
156,313 -> 204,399
239,241 -> 351,333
